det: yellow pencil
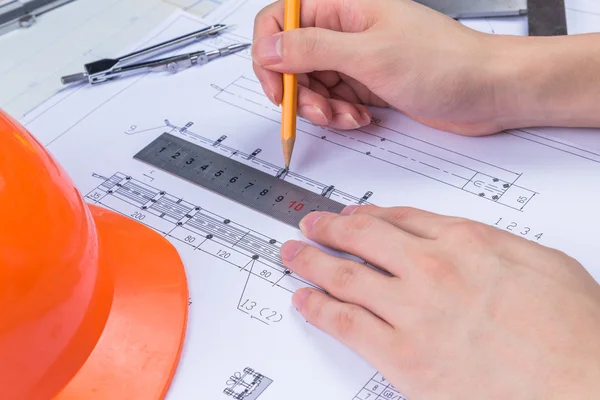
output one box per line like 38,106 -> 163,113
281,0 -> 300,170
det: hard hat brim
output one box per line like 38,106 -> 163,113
54,204 -> 189,399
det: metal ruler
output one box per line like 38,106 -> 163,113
134,133 -> 346,228
527,0 -> 567,36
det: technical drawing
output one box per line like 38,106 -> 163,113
84,171 -> 321,325
236,257 -> 286,326
354,372 -> 406,400
211,75 -> 539,211
126,119 -> 375,207
223,367 -> 273,400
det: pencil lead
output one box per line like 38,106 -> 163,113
276,166 -> 289,180
281,136 -> 295,171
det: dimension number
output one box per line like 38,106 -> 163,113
494,217 -> 543,241
239,298 -> 283,324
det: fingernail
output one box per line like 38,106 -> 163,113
341,205 -> 359,215
338,113 -> 361,129
253,34 -> 282,64
361,111 -> 371,124
299,105 -> 329,125
267,89 -> 277,105
281,240 -> 306,261
259,80 -> 278,105
292,289 -> 311,312
299,212 -> 324,235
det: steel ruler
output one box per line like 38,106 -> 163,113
134,133 -> 346,228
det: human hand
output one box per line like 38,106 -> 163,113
280,206 -> 600,399
252,0 -> 508,135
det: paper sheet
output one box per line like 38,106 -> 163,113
0,0 -> 235,118
4,0 -> 600,150
20,7 -> 600,400
208,0 -> 600,37
207,0 -> 600,154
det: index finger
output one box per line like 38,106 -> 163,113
298,211 -> 426,278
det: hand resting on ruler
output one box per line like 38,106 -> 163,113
252,0 -> 600,398
280,205 -> 600,399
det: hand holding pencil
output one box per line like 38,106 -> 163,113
254,0 -> 541,141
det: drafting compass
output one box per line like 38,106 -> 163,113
61,24 -> 249,85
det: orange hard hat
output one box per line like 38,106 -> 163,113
0,109 -> 189,399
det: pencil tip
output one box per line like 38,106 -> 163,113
282,137 -> 295,171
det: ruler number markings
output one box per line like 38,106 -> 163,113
134,133 -> 345,227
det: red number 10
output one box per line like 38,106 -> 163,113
289,201 -> 304,211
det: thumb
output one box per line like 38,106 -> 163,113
252,27 -> 360,73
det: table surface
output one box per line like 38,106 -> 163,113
1,0 -> 600,150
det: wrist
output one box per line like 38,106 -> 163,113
485,33 -> 600,131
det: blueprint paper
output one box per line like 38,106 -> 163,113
0,0 -> 235,118
3,0 -> 599,149
20,8 -> 600,400
207,0 -> 600,153
0,0 -> 173,117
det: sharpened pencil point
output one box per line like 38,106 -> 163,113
282,137 -> 295,170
